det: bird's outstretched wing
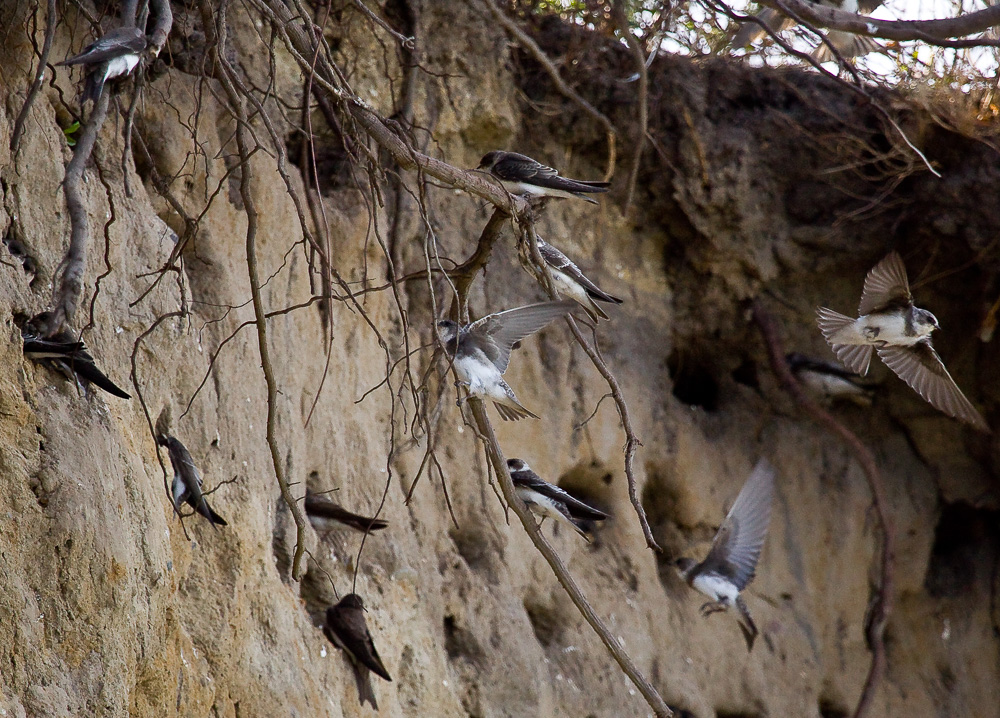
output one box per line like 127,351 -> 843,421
467,301 -> 576,372
703,459 -> 775,590
858,252 -> 912,315
877,343 -> 989,432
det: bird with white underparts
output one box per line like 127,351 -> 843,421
507,458 -> 609,541
437,301 -> 576,421
675,459 -> 775,651
477,151 -> 610,204
817,252 -> 989,432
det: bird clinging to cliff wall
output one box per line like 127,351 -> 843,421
158,434 -> 228,527
324,594 -> 392,709
21,312 -> 131,399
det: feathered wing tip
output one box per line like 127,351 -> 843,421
812,32 -> 883,63
494,400 -> 539,421
735,596 -> 759,652
570,192 -> 600,205
198,500 -> 228,527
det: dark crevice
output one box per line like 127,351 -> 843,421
523,597 -> 564,648
443,614 -> 485,666
925,501 -> 1000,599
668,348 -> 719,411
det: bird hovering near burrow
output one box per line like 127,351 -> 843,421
786,352 -> 874,406
817,252 -> 989,432
731,0 -> 883,62
304,490 -> 388,533
675,459 -> 775,652
58,26 -> 147,104
507,458 -> 609,541
157,434 -> 228,527
21,312 -> 130,399
324,594 -> 392,709
521,235 -> 623,322
437,301 -> 576,420
477,151 -> 610,204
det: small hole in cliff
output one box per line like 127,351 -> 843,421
818,699 -> 848,718
523,597 -> 565,648
716,711 -> 761,718
286,128 -> 353,194
925,502 -> 1000,598
667,349 -> 718,411
443,615 -> 484,666
731,359 -> 759,390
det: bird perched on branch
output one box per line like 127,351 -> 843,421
817,252 -> 989,432
477,151 -> 610,204
522,235 -> 623,322
304,490 -> 388,533
507,459 -> 608,541
732,0 -> 883,62
158,434 -> 228,527
324,594 -> 392,709
675,459 -> 775,651
58,26 -> 148,104
21,312 -> 130,399
437,301 -> 576,420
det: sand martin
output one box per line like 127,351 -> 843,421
786,352 -> 874,406
324,594 -> 392,709
305,490 -> 388,532
674,459 -> 775,652
22,312 -> 130,399
732,0 -> 882,62
507,459 -> 608,541
157,434 -> 228,527
477,151 -> 610,204
522,235 -> 623,322
437,301 -> 576,421
58,26 -> 147,104
817,252 -> 989,432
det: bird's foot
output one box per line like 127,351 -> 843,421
699,601 -> 727,617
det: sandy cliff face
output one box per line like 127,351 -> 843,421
0,2 -> 998,717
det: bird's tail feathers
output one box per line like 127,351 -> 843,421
735,596 -> 759,652
352,665 -> 379,710
571,192 -> 600,205
494,400 -> 539,421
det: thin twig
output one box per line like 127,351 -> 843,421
11,0 -> 57,155
483,0 -> 617,181
203,0 -> 309,579
752,300 -> 893,718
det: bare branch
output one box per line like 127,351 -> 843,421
764,0 -> 1000,47
50,89 -> 112,334
11,0 -> 57,155
752,300 -> 894,718
611,0 -> 646,214
202,0 -> 309,579
147,0 -> 174,55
